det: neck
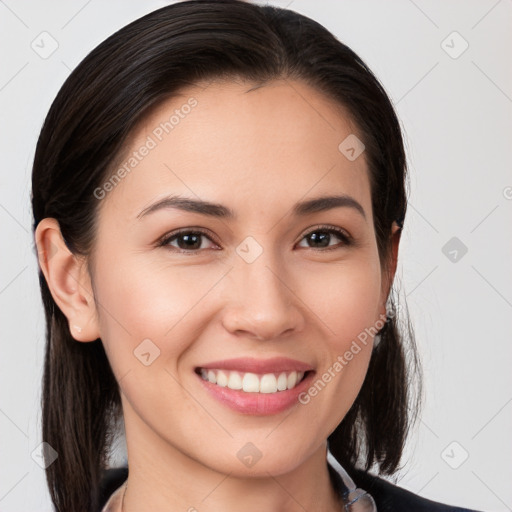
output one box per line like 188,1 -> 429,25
120,409 -> 343,512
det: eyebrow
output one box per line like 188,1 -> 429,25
136,194 -> 366,221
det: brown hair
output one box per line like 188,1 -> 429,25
31,1 -> 421,510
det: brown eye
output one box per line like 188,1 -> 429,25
159,230 -> 218,253
297,226 -> 351,251
157,225 -> 352,255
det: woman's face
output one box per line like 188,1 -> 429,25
86,79 -> 395,476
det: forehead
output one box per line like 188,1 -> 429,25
99,78 -> 371,220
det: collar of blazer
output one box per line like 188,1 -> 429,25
327,449 -> 378,511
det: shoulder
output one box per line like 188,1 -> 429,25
350,468 -> 482,512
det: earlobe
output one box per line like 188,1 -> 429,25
34,218 -> 100,342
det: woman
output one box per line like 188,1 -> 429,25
31,1 -> 481,510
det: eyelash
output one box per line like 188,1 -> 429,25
156,225 -> 352,255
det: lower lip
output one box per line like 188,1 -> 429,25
196,371 -> 315,415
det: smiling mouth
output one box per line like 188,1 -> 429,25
195,368 -> 311,394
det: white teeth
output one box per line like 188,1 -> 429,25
277,372 -> 288,391
242,373 -> 260,392
227,371 -> 242,390
216,370 -> 228,387
199,369 -> 306,393
260,373 -> 277,393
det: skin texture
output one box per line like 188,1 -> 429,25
36,78 -> 400,511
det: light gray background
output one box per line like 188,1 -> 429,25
1,1 -> 511,510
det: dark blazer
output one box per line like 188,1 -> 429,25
336,467 -> 482,511
99,465 -> 483,511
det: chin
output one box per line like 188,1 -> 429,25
193,437 -> 318,478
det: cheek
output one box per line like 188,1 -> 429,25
92,254 -> 228,368
91,255 -> 223,426
294,259 -> 381,420
299,257 -> 383,347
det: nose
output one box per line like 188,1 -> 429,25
221,253 -> 305,341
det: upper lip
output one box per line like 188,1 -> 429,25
196,357 -> 314,374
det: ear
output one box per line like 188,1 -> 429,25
379,221 -> 402,319
34,218 -> 100,342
